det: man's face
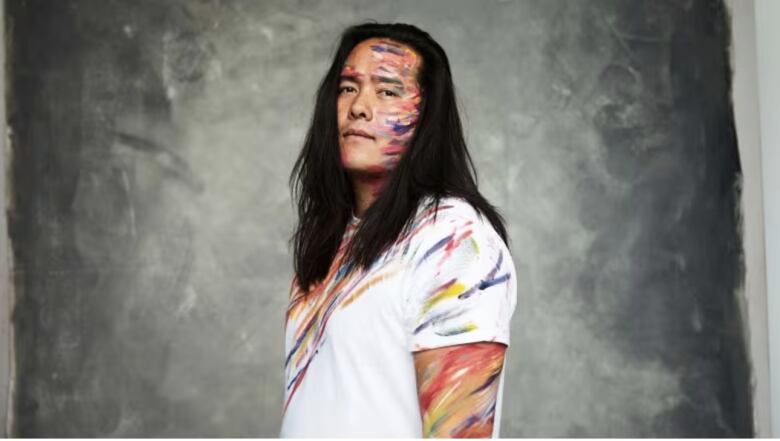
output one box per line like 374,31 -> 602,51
337,38 -> 423,179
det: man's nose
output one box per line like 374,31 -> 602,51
349,91 -> 372,121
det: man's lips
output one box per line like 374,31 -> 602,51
343,129 -> 375,140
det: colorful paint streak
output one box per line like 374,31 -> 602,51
412,235 -> 511,340
414,342 -> 506,438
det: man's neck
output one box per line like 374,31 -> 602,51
351,173 -> 389,218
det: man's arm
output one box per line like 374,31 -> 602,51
413,342 -> 507,438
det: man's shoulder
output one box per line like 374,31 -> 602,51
406,195 -> 497,251
414,195 -> 484,226
403,195 -> 509,274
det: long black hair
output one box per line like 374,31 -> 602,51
289,22 -> 508,293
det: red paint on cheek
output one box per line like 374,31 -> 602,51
382,145 -> 407,156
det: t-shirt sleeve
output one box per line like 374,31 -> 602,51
402,209 -> 517,352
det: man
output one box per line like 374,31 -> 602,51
284,22 -> 517,438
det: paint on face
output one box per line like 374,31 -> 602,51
337,38 -> 423,192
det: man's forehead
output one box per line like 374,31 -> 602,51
341,38 -> 421,76
366,39 -> 410,56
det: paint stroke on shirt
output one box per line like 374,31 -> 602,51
284,202 -> 454,412
283,198 -> 512,414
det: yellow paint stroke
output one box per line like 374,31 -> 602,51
437,322 -> 478,336
421,282 -> 467,316
470,236 -> 480,254
339,266 -> 401,308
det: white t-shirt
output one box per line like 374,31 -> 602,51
280,196 -> 517,438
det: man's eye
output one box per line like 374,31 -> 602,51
339,86 -> 356,94
380,89 -> 399,97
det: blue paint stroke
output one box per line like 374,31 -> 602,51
416,233 -> 454,268
371,43 -> 405,56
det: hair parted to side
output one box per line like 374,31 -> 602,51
289,22 -> 508,293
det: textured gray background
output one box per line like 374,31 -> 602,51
5,0 -> 751,437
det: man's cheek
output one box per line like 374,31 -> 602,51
379,121 -> 418,165
377,107 -> 419,139
390,109 -> 419,145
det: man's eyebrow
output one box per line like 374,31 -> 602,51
371,75 -> 404,87
339,73 -> 404,88
339,73 -> 362,82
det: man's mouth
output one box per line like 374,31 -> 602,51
343,129 -> 375,140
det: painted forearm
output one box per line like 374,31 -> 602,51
415,342 -> 506,438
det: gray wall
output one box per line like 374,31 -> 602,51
5,0 -> 752,436
727,0 -> 770,435
754,0 -> 780,435
0,0 -> 10,434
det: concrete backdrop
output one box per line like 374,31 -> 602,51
754,0 -> 780,435
727,0 -> 770,435
4,0 -> 753,436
